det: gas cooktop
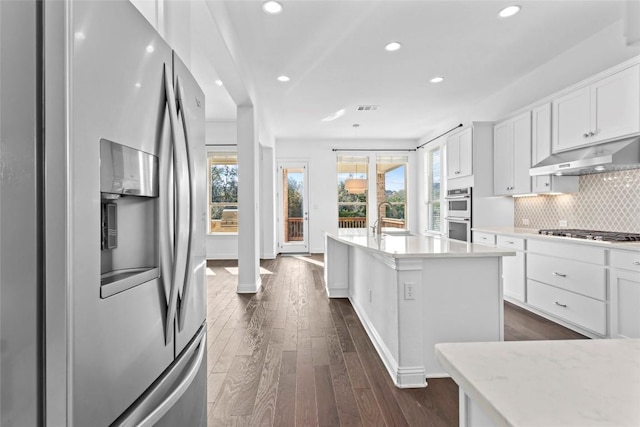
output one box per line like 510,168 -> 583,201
538,229 -> 640,242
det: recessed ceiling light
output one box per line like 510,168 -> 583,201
384,41 -> 402,52
262,1 -> 283,15
498,5 -> 521,18
430,76 -> 444,83
594,165 -> 606,171
74,32 -> 86,40
215,79 -> 223,86
146,45 -> 154,53
277,75 -> 291,82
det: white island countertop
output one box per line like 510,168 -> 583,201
435,339 -> 640,427
326,230 -> 515,259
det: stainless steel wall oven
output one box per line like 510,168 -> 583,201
445,187 -> 472,242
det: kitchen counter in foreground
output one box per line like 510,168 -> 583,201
435,339 -> 640,427
324,231 -> 515,387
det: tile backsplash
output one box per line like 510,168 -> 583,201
514,169 -> 640,233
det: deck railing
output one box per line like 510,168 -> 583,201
338,217 -> 367,228
337,217 -> 405,229
286,217 -> 304,241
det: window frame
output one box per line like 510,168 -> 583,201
426,146 -> 443,234
207,149 -> 239,235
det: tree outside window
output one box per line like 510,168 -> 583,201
208,152 -> 238,233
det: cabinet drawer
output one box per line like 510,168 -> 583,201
473,232 -> 495,246
527,239 -> 605,265
527,280 -> 606,335
610,250 -> 640,273
527,253 -> 606,300
496,235 -> 525,251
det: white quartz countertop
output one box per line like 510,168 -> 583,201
472,226 -> 640,250
435,339 -> 640,427
326,230 -> 515,259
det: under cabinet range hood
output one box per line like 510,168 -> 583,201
529,137 -> 640,176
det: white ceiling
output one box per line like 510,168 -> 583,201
194,0 -> 633,141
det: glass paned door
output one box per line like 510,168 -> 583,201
279,162 -> 309,253
376,155 -> 408,231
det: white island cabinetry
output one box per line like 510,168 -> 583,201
324,231 -> 513,387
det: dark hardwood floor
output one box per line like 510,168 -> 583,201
205,255 -> 586,426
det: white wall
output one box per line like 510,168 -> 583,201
276,138 -> 417,254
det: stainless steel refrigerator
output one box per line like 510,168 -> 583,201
1,1 -> 207,425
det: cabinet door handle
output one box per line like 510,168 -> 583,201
583,133 -> 589,138
545,182 -> 550,187
505,241 -> 514,244
455,171 -> 460,175
554,301 -> 567,308
633,261 -> 640,265
589,131 -> 595,137
552,272 -> 567,278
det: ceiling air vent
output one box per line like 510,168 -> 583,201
356,105 -> 379,111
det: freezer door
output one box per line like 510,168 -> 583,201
69,2 -> 174,425
110,325 -> 207,427
172,52 -> 207,356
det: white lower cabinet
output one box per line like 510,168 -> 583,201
609,250 -> 640,339
473,231 -> 639,338
527,279 -> 607,336
472,231 -> 495,246
526,240 -> 607,336
497,236 -> 525,302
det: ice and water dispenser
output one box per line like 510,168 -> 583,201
100,139 -> 159,298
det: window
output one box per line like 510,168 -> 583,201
337,156 -> 368,229
376,155 -> 408,230
208,152 -> 238,233
426,147 -> 442,232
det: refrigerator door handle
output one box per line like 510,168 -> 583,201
175,77 -> 195,331
163,63 -> 190,344
110,327 -> 206,427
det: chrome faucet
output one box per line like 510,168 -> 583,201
373,201 -> 392,235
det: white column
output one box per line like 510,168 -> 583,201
237,106 -> 261,293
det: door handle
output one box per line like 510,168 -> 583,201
552,272 -> 567,278
163,64 -> 190,343
175,77 -> 195,331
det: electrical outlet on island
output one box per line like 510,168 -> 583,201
404,282 -> 415,300
559,220 -> 568,227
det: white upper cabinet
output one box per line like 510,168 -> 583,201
591,64 -> 640,142
446,127 -> 472,179
493,111 -> 531,196
531,103 -> 578,194
552,64 -> 640,153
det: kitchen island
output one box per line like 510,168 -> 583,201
324,230 -> 515,387
435,339 -> 640,427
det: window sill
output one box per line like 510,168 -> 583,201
207,232 -> 239,237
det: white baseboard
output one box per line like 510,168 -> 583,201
326,287 -> 349,298
236,277 -> 262,294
